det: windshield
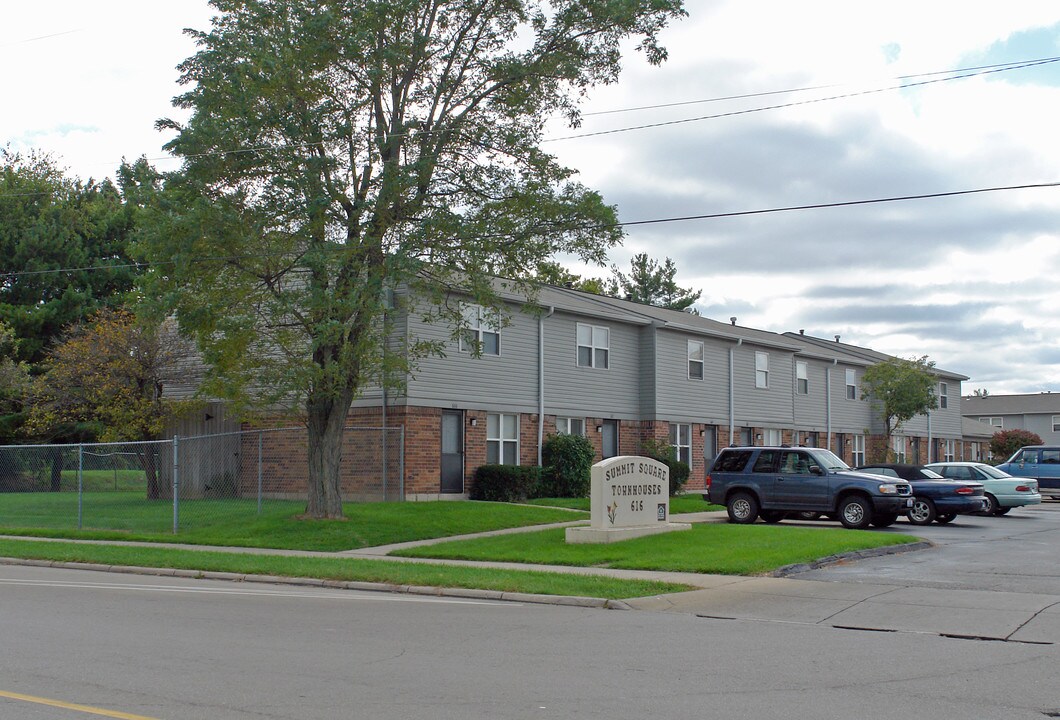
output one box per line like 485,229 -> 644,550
978,465 -> 1012,479
807,449 -> 849,471
920,469 -> 944,478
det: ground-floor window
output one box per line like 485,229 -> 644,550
892,435 -> 906,463
944,439 -> 955,462
556,417 -> 585,436
852,435 -> 866,466
764,428 -> 782,446
669,423 -> 691,465
487,413 -> 519,465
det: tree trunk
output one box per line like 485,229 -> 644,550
305,394 -> 349,519
142,446 -> 160,500
49,447 -> 64,492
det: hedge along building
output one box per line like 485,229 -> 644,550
166,279 -> 971,500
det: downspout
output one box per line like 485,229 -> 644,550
537,306 -> 555,467
791,357 -> 797,444
729,339 -> 743,445
927,409 -> 933,463
826,359 -> 837,451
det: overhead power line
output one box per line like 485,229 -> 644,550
2,180 -> 1058,282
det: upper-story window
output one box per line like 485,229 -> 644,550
1053,416 -> 1060,433
459,305 -> 500,355
796,361 -> 808,395
938,382 -> 949,409
576,323 -> 609,369
688,340 -> 704,380
755,351 -> 769,389
845,368 -> 857,400
556,417 -> 585,436
979,417 -> 1003,428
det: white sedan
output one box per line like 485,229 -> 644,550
925,462 -> 1042,515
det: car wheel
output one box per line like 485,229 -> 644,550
995,506 -> 1011,515
838,495 -> 872,529
726,491 -> 760,524
983,493 -> 1000,516
907,497 -> 936,526
795,512 -> 823,521
760,510 -> 785,523
935,513 -> 956,524
871,513 -> 898,528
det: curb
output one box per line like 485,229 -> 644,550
771,540 -> 933,577
0,556 -> 627,610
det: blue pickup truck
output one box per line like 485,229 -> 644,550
995,445 -> 1060,500
705,446 -> 914,529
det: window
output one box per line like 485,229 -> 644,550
892,436 -> 906,463
1053,415 -> 1060,432
486,413 -> 519,465
764,428 -> 782,446
712,449 -> 752,473
576,323 -> 609,369
845,369 -> 857,400
556,417 -> 585,436
459,305 -> 500,355
688,340 -> 704,380
796,361 -> 808,395
938,382 -> 949,409
944,439 -> 955,461
979,417 -> 1003,428
752,450 -> 779,473
779,451 -> 813,475
1043,449 -> 1060,464
852,435 -> 866,466
669,423 -> 691,465
755,351 -> 769,389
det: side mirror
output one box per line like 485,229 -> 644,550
810,466 -> 824,476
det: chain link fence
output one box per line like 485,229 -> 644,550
0,426 -> 404,534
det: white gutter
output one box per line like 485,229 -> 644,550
729,338 -> 743,444
537,306 -> 555,466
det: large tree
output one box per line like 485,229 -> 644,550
0,148 -> 139,366
860,356 -> 939,462
607,252 -> 701,312
134,0 -> 685,518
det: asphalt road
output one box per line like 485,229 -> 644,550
1,562 -> 1058,720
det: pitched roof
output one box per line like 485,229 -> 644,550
962,392 -> 1060,416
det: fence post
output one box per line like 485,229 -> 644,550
257,431 -> 263,516
77,444 -> 83,530
172,436 -> 180,534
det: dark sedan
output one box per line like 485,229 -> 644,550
854,463 -> 988,525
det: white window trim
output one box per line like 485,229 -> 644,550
892,435 -> 906,463
487,413 -> 519,465
764,428 -> 782,446
852,435 -> 866,466
556,417 -> 585,436
1052,415 -> 1060,433
576,323 -> 609,369
688,340 -> 705,380
979,416 -> 1003,428
796,361 -> 808,395
670,423 -> 691,465
458,305 -> 500,355
944,439 -> 956,462
845,368 -> 857,400
938,382 -> 949,409
755,351 -> 769,389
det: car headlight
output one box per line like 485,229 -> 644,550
878,484 -> 898,494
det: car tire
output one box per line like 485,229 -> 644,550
983,493 -> 1000,516
760,510 -> 786,523
727,491 -> 760,524
907,497 -> 936,526
795,512 -> 823,521
871,513 -> 898,528
935,513 -> 956,524
995,506 -> 1011,515
838,495 -> 872,529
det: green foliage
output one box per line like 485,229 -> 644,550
860,356 -> 938,442
0,321 -> 30,422
990,429 -> 1043,460
470,465 -> 542,503
607,253 -> 701,312
132,0 -> 685,518
537,433 -> 594,498
0,148 -> 138,365
638,438 -> 689,495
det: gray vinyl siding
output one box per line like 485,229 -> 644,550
731,344 -> 795,427
543,311 -> 642,419
929,391 -> 964,437
654,330 -> 731,424
828,365 -> 872,434
792,358 -> 830,430
403,301 -> 540,412
639,327 -> 657,417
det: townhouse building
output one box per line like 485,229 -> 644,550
962,393 -> 1060,447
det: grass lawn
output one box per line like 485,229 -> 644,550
392,523 -> 920,575
0,497 -> 587,551
526,494 -> 719,513
0,539 -> 687,599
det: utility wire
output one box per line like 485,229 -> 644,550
3,180 -> 1058,281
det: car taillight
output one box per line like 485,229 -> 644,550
955,486 -> 975,495
705,475 -> 712,490
1015,485 -> 1032,492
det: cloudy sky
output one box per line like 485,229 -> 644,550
5,1 -> 1060,394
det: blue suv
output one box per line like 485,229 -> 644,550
996,446 -> 1060,500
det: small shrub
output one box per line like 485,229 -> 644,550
537,433 -> 594,498
638,438 -> 689,496
470,464 -> 541,503
990,429 -> 1043,461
